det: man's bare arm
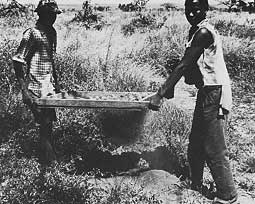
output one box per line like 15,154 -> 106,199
157,28 -> 213,98
13,61 -> 27,90
148,28 -> 213,111
13,60 -> 33,105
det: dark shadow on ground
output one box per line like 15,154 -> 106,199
74,146 -> 190,179
97,109 -> 148,145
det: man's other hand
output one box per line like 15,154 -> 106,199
148,93 -> 162,111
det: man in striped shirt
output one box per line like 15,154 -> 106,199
13,0 -> 62,165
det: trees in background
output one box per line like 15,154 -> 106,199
119,0 -> 150,12
0,0 -> 30,17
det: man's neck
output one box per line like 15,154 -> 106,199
188,26 -> 199,40
37,20 -> 54,28
188,18 -> 207,40
197,18 -> 207,26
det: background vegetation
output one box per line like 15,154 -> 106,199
0,1 -> 255,203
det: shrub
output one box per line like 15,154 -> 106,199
55,49 -> 103,92
131,31 -> 185,76
0,38 -> 33,144
148,102 -> 192,178
121,23 -> 136,35
0,38 -> 19,113
160,3 -> 178,11
104,60 -> 162,92
102,182 -> 162,204
0,0 -> 30,18
214,19 -> 255,39
0,14 -> 36,27
223,39 -> 255,92
0,141 -> 162,204
119,0 -> 149,12
0,144 -> 99,204
0,1 -> 35,27
70,1 -> 106,30
54,108 -> 105,160
121,13 -> 167,36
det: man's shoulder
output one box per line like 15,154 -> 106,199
191,27 -> 214,47
23,26 -> 41,38
196,27 -> 212,40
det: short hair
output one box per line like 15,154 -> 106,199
185,0 -> 209,11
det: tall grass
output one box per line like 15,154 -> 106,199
146,102 -> 192,178
208,12 -> 255,91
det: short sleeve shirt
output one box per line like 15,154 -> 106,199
13,22 -> 57,97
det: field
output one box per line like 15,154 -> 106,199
0,2 -> 255,204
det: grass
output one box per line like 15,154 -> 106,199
0,7 -> 255,203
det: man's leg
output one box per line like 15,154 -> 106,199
202,87 -> 237,201
39,117 -> 56,165
204,116 -> 237,201
35,107 -> 57,165
27,91 -> 57,165
188,91 -> 206,189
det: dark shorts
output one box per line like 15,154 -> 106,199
28,90 -> 56,124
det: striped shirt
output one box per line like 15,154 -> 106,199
13,22 -> 57,97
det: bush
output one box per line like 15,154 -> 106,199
0,1 -> 30,18
0,1 -> 35,27
148,103 -> 192,178
121,13 -> 167,36
0,144 -> 99,204
0,142 -> 162,204
121,23 -> 136,36
223,40 -> 255,92
0,38 -> 19,113
54,108 -> 105,160
71,1 -> 106,30
53,54 -> 98,92
104,61 -> 162,92
0,38 -> 33,144
131,31 -> 185,76
102,182 -> 162,204
214,18 -> 255,39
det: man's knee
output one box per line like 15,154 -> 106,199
40,117 -> 53,126
37,108 -> 56,125
206,149 -> 229,167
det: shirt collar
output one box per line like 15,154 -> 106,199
197,19 -> 208,27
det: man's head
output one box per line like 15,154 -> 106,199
185,0 -> 209,26
35,0 -> 62,26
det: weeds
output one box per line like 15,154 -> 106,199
148,102 -> 192,178
71,1 -> 106,30
103,182 -> 162,204
0,0 -> 31,18
214,18 -> 255,39
121,12 -> 167,36
223,39 -> 255,92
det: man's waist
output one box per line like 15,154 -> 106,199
200,85 -> 222,91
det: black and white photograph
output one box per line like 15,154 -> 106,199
0,0 -> 255,203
